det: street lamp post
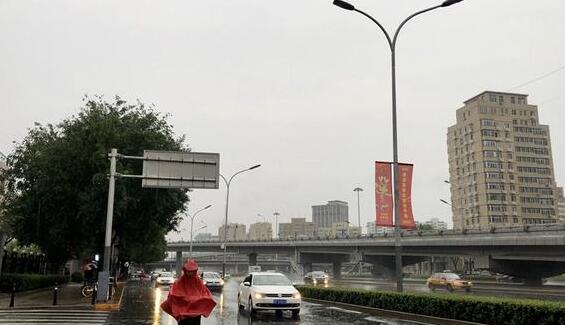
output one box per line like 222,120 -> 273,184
273,211 -> 280,239
353,187 -> 363,229
333,0 -> 464,292
220,164 -> 261,278
188,205 -> 212,259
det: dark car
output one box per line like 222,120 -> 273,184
304,271 -> 330,286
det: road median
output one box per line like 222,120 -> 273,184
296,285 -> 565,325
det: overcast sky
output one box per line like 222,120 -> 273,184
1,0 -> 564,241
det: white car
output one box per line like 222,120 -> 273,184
155,272 -> 175,285
238,272 -> 301,317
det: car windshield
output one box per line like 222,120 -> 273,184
253,274 -> 292,286
312,272 -> 326,277
443,273 -> 460,280
203,272 -> 220,279
159,272 -> 172,277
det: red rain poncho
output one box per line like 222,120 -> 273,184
160,260 -> 216,321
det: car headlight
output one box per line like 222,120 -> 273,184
313,279 -> 317,284
220,279 -> 225,285
254,292 -> 265,299
293,292 -> 301,299
202,280 -> 207,285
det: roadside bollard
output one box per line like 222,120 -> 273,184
108,283 -> 113,300
91,285 -> 97,305
9,283 -> 15,308
52,283 -> 58,305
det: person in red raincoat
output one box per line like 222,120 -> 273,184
161,259 -> 216,325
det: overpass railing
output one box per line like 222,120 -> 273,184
168,223 -> 565,246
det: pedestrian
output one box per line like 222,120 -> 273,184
161,259 -> 216,325
82,259 -> 96,284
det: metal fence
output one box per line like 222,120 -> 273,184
1,251 -> 57,275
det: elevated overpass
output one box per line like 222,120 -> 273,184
166,224 -> 565,284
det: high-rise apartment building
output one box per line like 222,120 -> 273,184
447,91 -> 559,229
557,187 -> 565,222
248,222 -> 272,241
312,200 -> 349,228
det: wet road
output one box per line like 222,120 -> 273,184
107,279 -> 422,325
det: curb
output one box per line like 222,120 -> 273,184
94,285 -> 125,311
303,297 -> 485,325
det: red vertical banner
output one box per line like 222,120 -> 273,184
398,163 -> 416,229
375,162 -> 393,227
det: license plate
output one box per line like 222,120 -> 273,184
273,299 -> 287,304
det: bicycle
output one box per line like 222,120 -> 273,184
81,280 -> 116,298
81,280 -> 97,298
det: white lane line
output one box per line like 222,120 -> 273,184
326,306 -> 363,314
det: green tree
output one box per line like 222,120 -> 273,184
0,96 -> 189,266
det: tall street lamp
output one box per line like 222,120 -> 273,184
353,187 -> 363,229
220,164 -> 261,278
273,211 -> 280,239
187,205 -> 212,259
333,0 -> 464,292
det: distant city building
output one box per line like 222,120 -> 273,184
278,218 -> 317,240
248,222 -> 272,241
330,222 -> 361,238
194,232 -> 214,242
366,221 -> 394,236
418,218 -> 448,230
312,200 -> 349,228
558,187 -> 565,222
218,223 -> 247,241
447,91 -> 559,230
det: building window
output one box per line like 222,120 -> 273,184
489,94 -> 497,102
511,97 -> 516,104
481,119 -> 496,127
482,140 -> 497,147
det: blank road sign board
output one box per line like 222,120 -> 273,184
141,150 -> 220,189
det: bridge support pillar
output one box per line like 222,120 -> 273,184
175,251 -> 183,276
248,253 -> 258,266
332,262 -> 342,280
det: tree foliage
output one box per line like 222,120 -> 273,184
0,96 -> 189,265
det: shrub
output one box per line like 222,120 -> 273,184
0,273 -> 69,292
70,272 -> 84,283
296,286 -> 565,325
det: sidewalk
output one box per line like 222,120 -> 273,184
0,283 -> 92,309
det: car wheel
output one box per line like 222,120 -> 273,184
237,294 -> 244,311
447,284 -> 454,293
292,309 -> 300,318
465,288 -> 471,293
248,297 -> 256,317
428,284 -> 435,292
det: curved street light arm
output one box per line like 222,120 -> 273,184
353,9 -> 392,50
392,5 -> 442,49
